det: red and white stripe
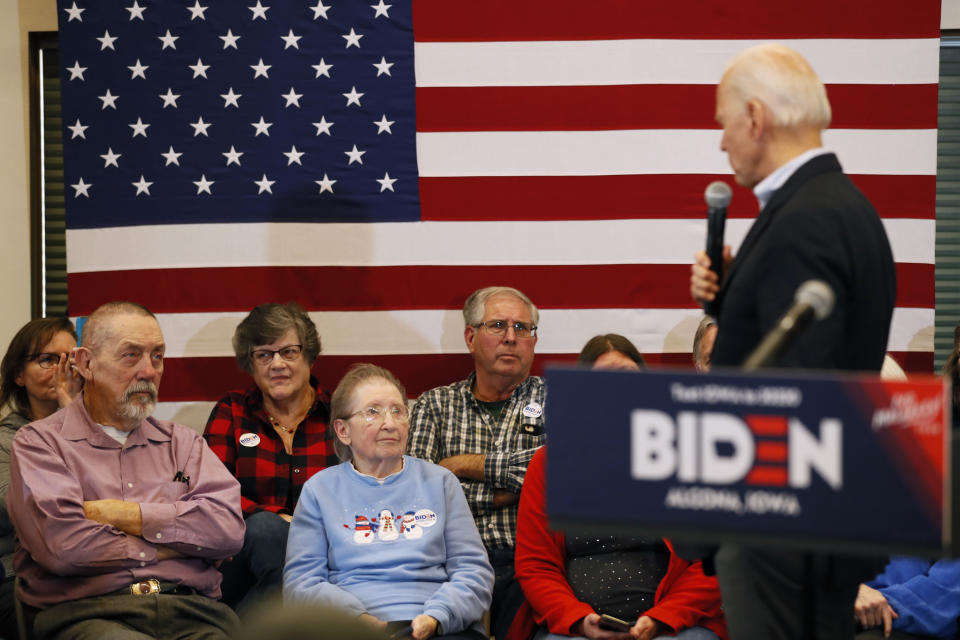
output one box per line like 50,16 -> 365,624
67,0 -> 941,429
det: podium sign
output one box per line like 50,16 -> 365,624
545,367 -> 951,555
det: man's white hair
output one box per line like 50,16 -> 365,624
722,43 -> 831,130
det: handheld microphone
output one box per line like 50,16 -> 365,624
704,181 -> 732,317
742,280 -> 835,371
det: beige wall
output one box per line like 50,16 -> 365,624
0,1 -> 957,354
0,0 -> 57,354
0,1 -> 31,353
946,0 -> 960,29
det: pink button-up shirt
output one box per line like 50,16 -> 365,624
7,398 -> 244,608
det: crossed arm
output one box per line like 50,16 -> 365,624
408,394 -> 540,509
82,499 -> 184,560
436,454 -> 518,507
8,424 -> 243,575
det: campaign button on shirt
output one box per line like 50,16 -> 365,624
239,432 -> 261,447
414,509 -> 438,527
522,402 -> 543,418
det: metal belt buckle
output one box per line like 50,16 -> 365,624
130,579 -> 161,596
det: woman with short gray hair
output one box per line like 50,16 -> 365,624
285,363 -> 493,640
204,302 -> 337,614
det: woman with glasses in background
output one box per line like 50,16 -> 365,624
284,363 -> 493,640
0,317 -> 82,638
204,302 -> 338,614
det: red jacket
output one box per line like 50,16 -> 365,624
507,448 -> 727,640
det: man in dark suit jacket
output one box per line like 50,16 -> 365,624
690,44 -> 896,640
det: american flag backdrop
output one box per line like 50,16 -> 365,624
58,0 -> 941,429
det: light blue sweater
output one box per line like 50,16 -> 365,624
283,456 -> 493,634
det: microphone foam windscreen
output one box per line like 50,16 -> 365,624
795,280 -> 835,320
704,181 -> 733,209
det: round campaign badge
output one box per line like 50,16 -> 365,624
522,402 -> 543,419
413,509 -> 438,527
239,433 -> 261,447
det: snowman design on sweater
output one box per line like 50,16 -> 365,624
350,508 -> 438,544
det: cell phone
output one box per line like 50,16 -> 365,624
388,625 -> 413,639
598,614 -> 632,632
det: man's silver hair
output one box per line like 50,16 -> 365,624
722,43 -> 831,130
462,286 -> 540,327
692,315 -> 717,368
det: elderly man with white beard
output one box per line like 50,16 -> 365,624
7,301 -> 245,640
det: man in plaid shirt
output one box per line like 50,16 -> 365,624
408,286 -> 546,640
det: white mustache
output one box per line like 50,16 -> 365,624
123,381 -> 158,403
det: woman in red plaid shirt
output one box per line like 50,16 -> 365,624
204,302 -> 338,614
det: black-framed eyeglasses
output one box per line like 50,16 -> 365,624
26,353 -> 62,369
250,344 -> 303,366
346,405 -> 409,425
475,320 -> 537,339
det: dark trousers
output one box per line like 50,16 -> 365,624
856,631 -> 938,640
716,545 -> 877,640
0,575 -> 15,640
385,620 -> 487,639
489,548 -> 524,640
219,511 -> 289,615
32,592 -> 238,640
